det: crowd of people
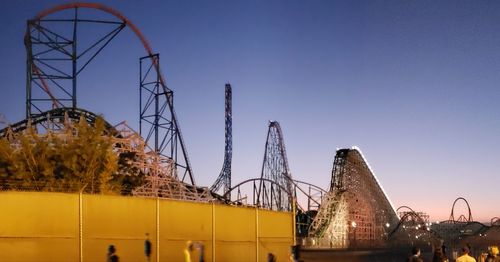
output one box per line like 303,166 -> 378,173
408,245 -> 500,262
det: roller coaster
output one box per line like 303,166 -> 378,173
1,2 -> 498,252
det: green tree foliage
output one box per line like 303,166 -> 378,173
0,116 -> 144,194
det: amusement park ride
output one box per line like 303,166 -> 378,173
0,2 -> 498,251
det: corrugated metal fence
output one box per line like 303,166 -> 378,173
0,192 -> 293,262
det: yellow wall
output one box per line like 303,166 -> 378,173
0,192 -> 293,262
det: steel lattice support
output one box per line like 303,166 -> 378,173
25,7 -> 126,117
139,54 -> 195,186
210,83 -> 233,196
257,121 -> 293,211
23,4 -> 197,192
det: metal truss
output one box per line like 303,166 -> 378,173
25,5 -> 126,117
389,209 -> 441,248
307,147 -> 399,249
114,123 -> 210,201
221,121 -> 308,211
257,121 -> 294,211
20,3 -> 197,192
294,180 -> 327,237
139,54 -> 195,186
210,84 -> 233,196
0,108 -> 209,201
222,178 -> 291,207
292,179 -> 326,212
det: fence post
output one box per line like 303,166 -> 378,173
156,198 -> 160,262
212,202 -> 216,262
255,207 -> 259,262
292,198 -> 296,246
79,191 -> 83,262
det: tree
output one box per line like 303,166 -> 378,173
0,115 -> 144,194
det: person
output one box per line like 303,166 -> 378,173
433,245 -> 449,262
144,233 -> 152,262
267,253 -> 276,262
485,246 -> 500,262
456,246 -> 476,262
183,241 -> 205,262
107,245 -> 119,262
290,244 -> 302,262
408,247 -> 424,262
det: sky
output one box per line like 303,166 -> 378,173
1,0 -> 499,222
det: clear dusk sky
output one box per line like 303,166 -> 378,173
1,0 -> 499,222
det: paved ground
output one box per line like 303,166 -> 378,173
297,248 -> 433,262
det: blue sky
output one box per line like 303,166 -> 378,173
1,0 -> 499,221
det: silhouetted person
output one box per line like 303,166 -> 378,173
433,245 -> 449,262
485,246 -> 500,262
468,243 -> 474,258
183,241 -> 192,262
456,246 -> 476,262
107,245 -> 119,262
183,241 -> 205,262
290,244 -> 301,262
267,253 -> 276,262
196,242 -> 205,262
408,247 -> 423,262
144,233 -> 152,262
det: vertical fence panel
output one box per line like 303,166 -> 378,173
258,209 -> 294,261
159,199 -> 213,262
215,205 -> 257,262
82,194 -> 157,262
0,192 -> 79,262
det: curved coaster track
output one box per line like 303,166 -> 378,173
1,2 -> 207,201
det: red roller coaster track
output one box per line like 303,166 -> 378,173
26,2 -> 166,109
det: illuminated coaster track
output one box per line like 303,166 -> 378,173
307,147 -> 399,249
388,207 -> 442,247
15,3 -> 198,198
